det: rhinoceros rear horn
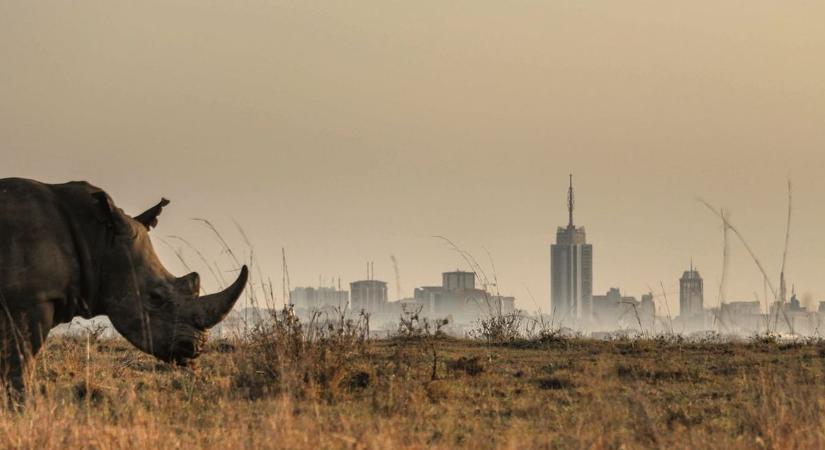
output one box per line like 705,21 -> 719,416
134,198 -> 170,231
193,265 -> 249,329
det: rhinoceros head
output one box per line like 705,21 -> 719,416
91,192 -> 248,364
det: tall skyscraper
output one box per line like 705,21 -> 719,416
679,263 -> 704,317
551,175 -> 593,322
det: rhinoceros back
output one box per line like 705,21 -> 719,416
0,178 -> 83,312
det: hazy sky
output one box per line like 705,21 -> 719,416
2,1 -> 825,315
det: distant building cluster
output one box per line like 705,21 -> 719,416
591,288 -> 655,331
710,289 -> 824,335
291,286 -> 349,313
285,269 -> 515,332
401,271 -> 515,323
549,175 -> 825,336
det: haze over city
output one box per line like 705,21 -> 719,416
3,1 -> 825,316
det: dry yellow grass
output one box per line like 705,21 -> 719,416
2,331 -> 825,449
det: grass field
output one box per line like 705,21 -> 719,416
3,322 -> 825,449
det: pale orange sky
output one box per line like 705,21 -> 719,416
2,1 -> 825,314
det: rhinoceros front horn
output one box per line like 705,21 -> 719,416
193,265 -> 249,329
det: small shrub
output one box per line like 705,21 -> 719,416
537,377 -> 573,390
395,305 -> 448,340
471,312 -> 522,343
447,356 -> 484,377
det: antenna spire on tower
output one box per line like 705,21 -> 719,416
567,173 -> 575,227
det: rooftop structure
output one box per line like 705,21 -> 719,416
442,271 -> 475,290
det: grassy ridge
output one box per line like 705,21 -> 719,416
3,331 -> 825,449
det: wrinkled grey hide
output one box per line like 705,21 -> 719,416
0,178 -> 247,397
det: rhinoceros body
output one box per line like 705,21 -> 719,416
0,178 -> 247,395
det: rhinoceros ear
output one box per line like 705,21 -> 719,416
134,198 -> 170,231
92,191 -> 134,237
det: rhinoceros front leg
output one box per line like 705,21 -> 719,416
0,302 -> 54,405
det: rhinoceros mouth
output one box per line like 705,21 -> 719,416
169,327 -> 208,363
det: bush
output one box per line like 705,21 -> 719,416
471,312 -> 523,343
395,305 -> 449,340
232,305 -> 369,402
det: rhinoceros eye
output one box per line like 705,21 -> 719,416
148,291 -> 167,306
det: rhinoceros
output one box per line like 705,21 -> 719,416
0,177 -> 248,395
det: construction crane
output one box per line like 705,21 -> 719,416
391,254 -> 402,301
281,247 -> 291,307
